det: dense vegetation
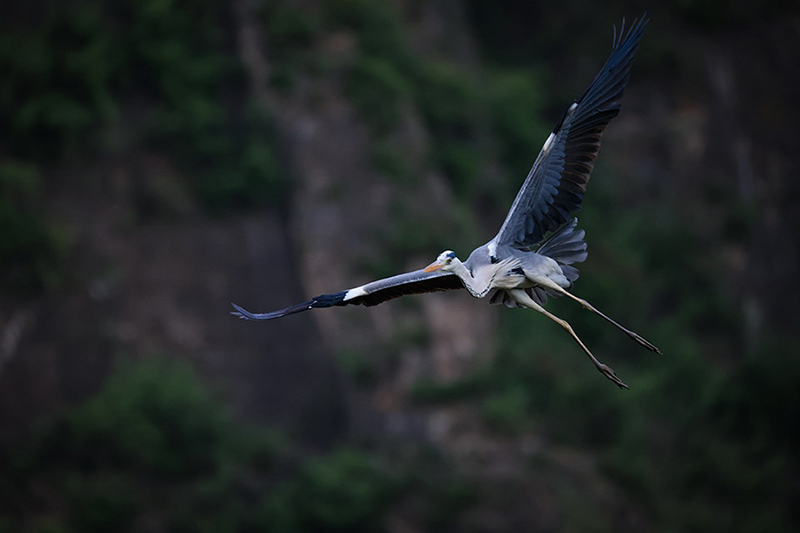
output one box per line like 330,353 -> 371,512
0,0 -> 285,291
1,0 -> 797,531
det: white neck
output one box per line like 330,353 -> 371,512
451,258 -> 515,298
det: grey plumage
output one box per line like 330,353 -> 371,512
489,217 -> 587,308
232,17 -> 659,389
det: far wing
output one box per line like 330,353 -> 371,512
231,268 -> 463,320
492,17 -> 647,249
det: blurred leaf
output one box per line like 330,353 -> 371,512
259,448 -> 398,532
346,56 -> 411,133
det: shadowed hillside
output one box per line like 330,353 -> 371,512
1,1 -> 799,531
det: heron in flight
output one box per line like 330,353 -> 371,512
233,17 -> 659,388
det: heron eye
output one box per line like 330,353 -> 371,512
446,258 -> 452,264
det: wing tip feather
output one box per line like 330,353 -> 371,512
230,300 -> 315,320
230,302 -> 263,320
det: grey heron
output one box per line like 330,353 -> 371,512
232,17 -> 659,389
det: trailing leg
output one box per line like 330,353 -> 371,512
535,278 -> 661,355
509,289 -> 628,389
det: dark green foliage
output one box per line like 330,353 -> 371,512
487,70 -> 550,179
370,140 -> 416,186
324,0 -> 411,66
673,0 -> 797,31
481,384 -> 532,435
413,173 -> 800,531
0,357 -> 285,531
436,140 -> 482,191
600,342 -> 800,532
0,0 -> 291,292
182,100 -> 286,212
2,2 -> 798,531
411,373 -> 487,404
362,200 -> 477,281
322,0 -> 491,197
323,0 -> 414,134
413,61 -> 478,136
50,357 -> 235,476
420,478 -> 478,530
335,348 -> 378,387
465,0 -> 547,66
0,2 -> 117,160
261,1 -> 322,92
412,61 -> 483,192
0,358 -> 410,532
0,163 -> 63,291
345,56 -> 411,133
123,0 -> 286,212
66,474 -> 141,533
259,448 -> 398,532
1,0 -> 287,206
264,2 -> 320,51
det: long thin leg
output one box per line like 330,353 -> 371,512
534,279 -> 661,355
509,290 -> 628,389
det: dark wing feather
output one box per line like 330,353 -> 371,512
493,17 -> 648,248
347,269 -> 463,306
231,269 -> 463,320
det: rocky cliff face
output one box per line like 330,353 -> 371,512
2,2 -> 799,530
234,0 -> 499,441
0,0 -> 499,448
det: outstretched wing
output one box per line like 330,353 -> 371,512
232,268 -> 463,320
492,17 -> 647,249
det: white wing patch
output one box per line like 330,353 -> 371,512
542,132 -> 556,153
343,286 -> 367,301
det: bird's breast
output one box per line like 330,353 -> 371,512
493,266 -> 527,290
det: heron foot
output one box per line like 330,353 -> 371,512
544,285 -> 662,356
627,330 -> 661,355
598,362 -> 628,389
509,289 -> 630,390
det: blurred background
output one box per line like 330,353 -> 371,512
1,0 -> 799,531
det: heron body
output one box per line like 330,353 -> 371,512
232,17 -> 659,388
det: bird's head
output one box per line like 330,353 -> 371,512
424,250 -> 458,272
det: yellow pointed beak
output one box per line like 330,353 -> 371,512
423,261 -> 444,273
